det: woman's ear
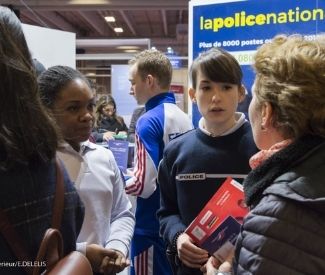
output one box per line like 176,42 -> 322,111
189,88 -> 196,103
238,85 -> 246,103
261,102 -> 273,130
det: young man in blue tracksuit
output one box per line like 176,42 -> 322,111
126,49 -> 193,275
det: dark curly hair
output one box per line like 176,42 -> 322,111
38,65 -> 90,108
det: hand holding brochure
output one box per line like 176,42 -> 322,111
185,177 -> 248,261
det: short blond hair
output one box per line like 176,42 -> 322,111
253,34 -> 325,139
129,49 -> 172,90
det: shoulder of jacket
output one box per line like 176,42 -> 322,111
164,129 -> 195,153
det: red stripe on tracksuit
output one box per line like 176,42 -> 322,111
135,248 -> 148,275
125,135 -> 146,195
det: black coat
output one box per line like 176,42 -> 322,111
98,116 -> 128,133
234,136 -> 325,275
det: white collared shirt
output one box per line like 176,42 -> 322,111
199,112 -> 247,137
58,140 -> 135,256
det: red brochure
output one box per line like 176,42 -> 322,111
185,177 -> 248,261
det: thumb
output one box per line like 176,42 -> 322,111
125,258 -> 131,266
101,248 -> 119,259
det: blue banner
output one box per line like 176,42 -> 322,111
191,0 -> 325,126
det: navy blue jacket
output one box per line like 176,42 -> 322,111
158,122 -> 257,275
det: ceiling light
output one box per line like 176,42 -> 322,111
114,27 -> 123,33
116,46 -> 140,50
124,49 -> 139,53
104,16 -> 115,22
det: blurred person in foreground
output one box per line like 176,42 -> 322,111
203,34 -> 325,275
0,6 -> 84,274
